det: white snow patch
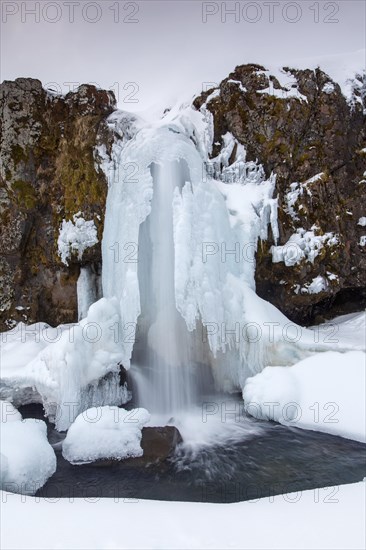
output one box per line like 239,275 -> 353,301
357,217 -> 366,226
359,236 -> 366,247
285,174 -> 324,221
301,275 -> 328,295
227,79 -> 247,93
322,82 -> 335,94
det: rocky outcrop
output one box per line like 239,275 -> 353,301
0,78 -> 116,329
194,64 -> 366,323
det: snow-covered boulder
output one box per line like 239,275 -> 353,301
0,401 -> 56,495
62,406 -> 150,464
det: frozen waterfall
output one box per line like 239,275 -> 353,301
100,107 -> 284,413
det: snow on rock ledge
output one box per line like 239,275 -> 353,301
243,350 -> 366,443
62,406 -> 150,464
0,401 -> 56,495
57,212 -> 98,266
271,226 -> 338,267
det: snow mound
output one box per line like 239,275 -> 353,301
243,351 -> 366,443
62,406 -> 150,464
0,402 -> 56,495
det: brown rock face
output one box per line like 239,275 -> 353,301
194,65 -> 366,324
0,78 -> 116,329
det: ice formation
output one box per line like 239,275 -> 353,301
77,265 -> 102,320
100,102 -> 290,404
0,300 -> 130,430
62,406 -> 150,464
58,212 -> 98,266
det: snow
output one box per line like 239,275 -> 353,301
0,299 -> 130,431
357,216 -> 366,226
62,406 -> 150,464
313,312 -> 366,351
243,350 -> 366,443
0,401 -> 22,423
271,226 -> 338,266
322,82 -> 335,94
226,79 -> 247,93
57,212 -> 98,266
275,49 -> 365,103
257,83 -> 307,102
285,174 -> 327,221
1,481 -> 365,549
359,236 -> 366,247
0,401 -> 56,495
299,275 -> 328,295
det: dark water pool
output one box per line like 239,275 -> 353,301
20,404 -> 366,503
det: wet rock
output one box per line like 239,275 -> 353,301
92,426 -> 183,467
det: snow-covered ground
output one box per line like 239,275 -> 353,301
1,481 -> 365,550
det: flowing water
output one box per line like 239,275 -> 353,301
130,161 -> 196,413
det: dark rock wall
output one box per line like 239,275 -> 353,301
0,78 -> 115,329
194,65 -> 366,323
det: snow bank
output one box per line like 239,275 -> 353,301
243,351 -> 366,442
62,406 -> 150,464
57,212 -> 98,266
1,481 -> 365,549
0,298 -> 130,431
0,402 -> 56,495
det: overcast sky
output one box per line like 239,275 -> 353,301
1,0 -> 365,111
